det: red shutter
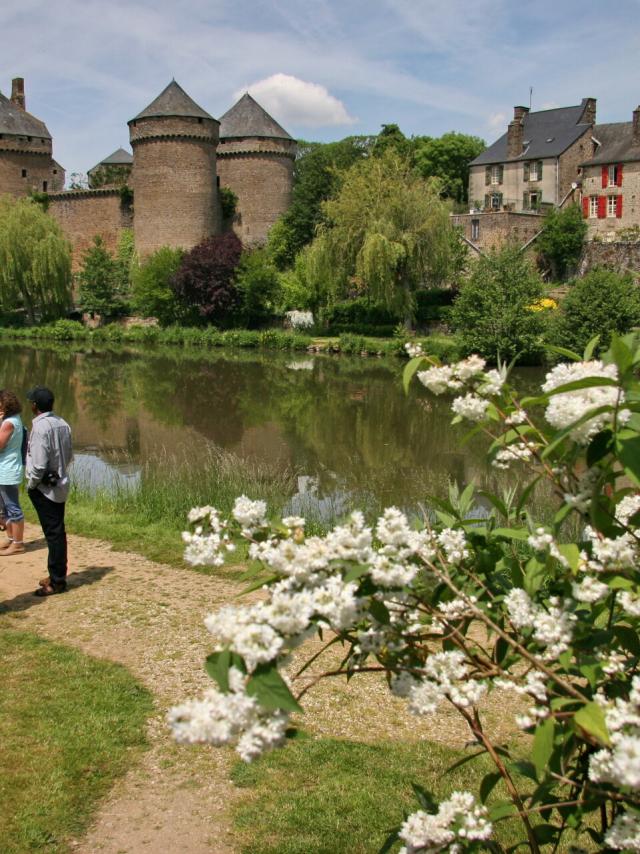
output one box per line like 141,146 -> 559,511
617,164 -> 623,187
601,166 -> 608,188
582,196 -> 589,218
598,196 -> 606,218
616,195 -> 623,218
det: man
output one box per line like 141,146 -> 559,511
25,386 -> 73,596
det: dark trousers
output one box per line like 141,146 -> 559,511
28,489 -> 67,585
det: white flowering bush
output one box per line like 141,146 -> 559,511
171,333 -> 640,852
285,309 -> 314,329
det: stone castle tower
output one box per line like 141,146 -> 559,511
217,93 -> 296,245
0,78 -> 64,197
128,80 -> 221,257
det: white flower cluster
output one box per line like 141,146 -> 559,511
416,357 -> 507,421
605,812 -> 640,852
168,667 -> 288,762
451,393 -> 489,423
492,440 -> 536,470
496,672 -> 549,730
285,309 -> 314,329
408,651 -> 487,715
404,342 -> 424,358
542,361 -> 629,444
589,676 -> 640,791
527,527 -> 569,567
398,791 -> 492,853
505,589 -> 576,660
232,495 -> 268,536
182,506 -> 234,566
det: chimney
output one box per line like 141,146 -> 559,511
581,97 -> 597,126
11,78 -> 25,111
507,106 -> 528,158
633,106 -> 640,147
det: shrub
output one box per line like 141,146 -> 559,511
130,246 -> 184,326
78,236 -> 118,316
321,297 -> 398,334
537,203 -> 587,280
274,256 -> 313,313
219,187 -> 238,221
451,245 -> 546,363
43,319 -> 88,341
234,249 -> 280,327
414,287 -> 455,326
113,228 -> 135,304
548,268 -> 640,354
172,232 -> 243,325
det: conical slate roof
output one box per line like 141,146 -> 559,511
219,93 -> 292,140
0,91 -> 51,138
131,80 -> 214,122
90,147 -> 133,172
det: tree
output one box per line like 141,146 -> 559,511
371,123 -> 410,159
172,232 -> 243,324
0,195 -> 72,323
413,132 -> 486,204
88,164 -> 131,189
113,229 -> 135,303
267,136 -> 374,269
548,268 -> 640,353
130,246 -> 184,325
78,236 -> 118,315
304,150 -> 459,324
451,244 -> 546,362
537,203 -> 587,280
234,248 -> 280,327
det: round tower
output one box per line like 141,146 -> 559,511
128,80 -> 220,257
217,93 -> 296,246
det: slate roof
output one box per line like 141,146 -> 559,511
472,101 -> 592,166
584,121 -> 640,165
131,80 -> 215,122
89,147 -> 133,172
0,91 -> 51,139
219,93 -> 292,140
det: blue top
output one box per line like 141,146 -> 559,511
0,415 -> 24,485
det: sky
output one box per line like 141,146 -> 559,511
1,0 -> 639,177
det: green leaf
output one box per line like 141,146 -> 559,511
586,429 -> 613,467
411,783 -> 438,813
574,701 -> 611,746
583,335 -> 601,361
556,543 -> 580,572
524,558 -> 547,597
542,405 -> 615,459
533,824 -> 559,845
445,750 -> 486,774
378,827 -> 401,854
545,344 -> 581,362
609,334 -> 633,374
545,376 -> 619,396
205,650 -> 246,691
369,599 -> 391,625
532,716 -> 556,778
492,527 -> 530,541
507,759 -> 537,782
488,800 -> 517,822
403,355 -> 427,394
516,475 -> 542,518
614,625 -> 640,657
617,432 -> 640,486
241,573 -> 280,595
480,772 -> 502,803
343,564 -> 370,583
246,663 -> 303,713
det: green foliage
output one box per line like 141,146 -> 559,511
119,184 -> 134,207
371,123 -> 411,159
305,150 -> 459,323
0,628 -> 152,853
78,235 -> 118,315
451,245 -> 546,363
0,195 -> 72,323
235,248 -> 280,326
88,163 -> 132,189
130,246 -> 185,325
220,186 -> 238,221
548,268 -> 640,354
537,204 -> 587,280
28,189 -> 50,211
321,297 -> 398,335
113,228 -> 135,302
413,132 -> 486,203
414,287 -> 455,326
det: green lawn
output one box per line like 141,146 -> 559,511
0,629 -> 153,853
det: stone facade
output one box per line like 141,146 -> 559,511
48,188 -> 133,270
452,211 -> 545,253
217,138 -> 295,245
578,240 -> 640,276
581,161 -> 640,238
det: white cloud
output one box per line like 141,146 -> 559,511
487,112 -> 507,134
236,73 -> 356,127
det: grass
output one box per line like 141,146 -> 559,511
0,628 -> 153,853
230,733 -> 529,854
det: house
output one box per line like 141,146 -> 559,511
580,107 -> 640,238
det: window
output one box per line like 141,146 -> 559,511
471,219 -> 480,241
491,193 -> 501,210
53,169 -> 57,174
589,196 -> 599,218
529,191 -> 540,210
42,181 -> 47,192
21,169 -> 27,178
608,165 -> 619,187
607,196 -> 617,218
491,165 -> 501,185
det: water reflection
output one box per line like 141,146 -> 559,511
71,452 -> 141,493
0,343 -> 546,518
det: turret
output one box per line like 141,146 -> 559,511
128,80 -> 220,257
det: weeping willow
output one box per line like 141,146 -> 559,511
0,195 -> 72,323
302,151 -> 459,323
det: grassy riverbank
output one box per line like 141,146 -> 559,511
0,629 -> 152,853
0,320 -> 460,361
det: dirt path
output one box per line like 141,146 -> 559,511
0,524 -> 518,854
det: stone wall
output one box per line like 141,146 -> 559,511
581,161 -> 640,238
217,138 -> 295,245
0,148 -> 63,197
48,189 -> 133,270
451,210 -> 544,252
579,240 -> 640,276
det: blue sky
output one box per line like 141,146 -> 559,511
1,0 -> 639,177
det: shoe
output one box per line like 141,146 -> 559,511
0,542 -> 25,556
34,581 -> 67,597
0,539 -> 14,550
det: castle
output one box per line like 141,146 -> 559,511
0,77 -> 296,266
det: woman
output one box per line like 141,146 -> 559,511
0,389 -> 26,555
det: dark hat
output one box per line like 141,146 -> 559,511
26,386 -> 55,411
